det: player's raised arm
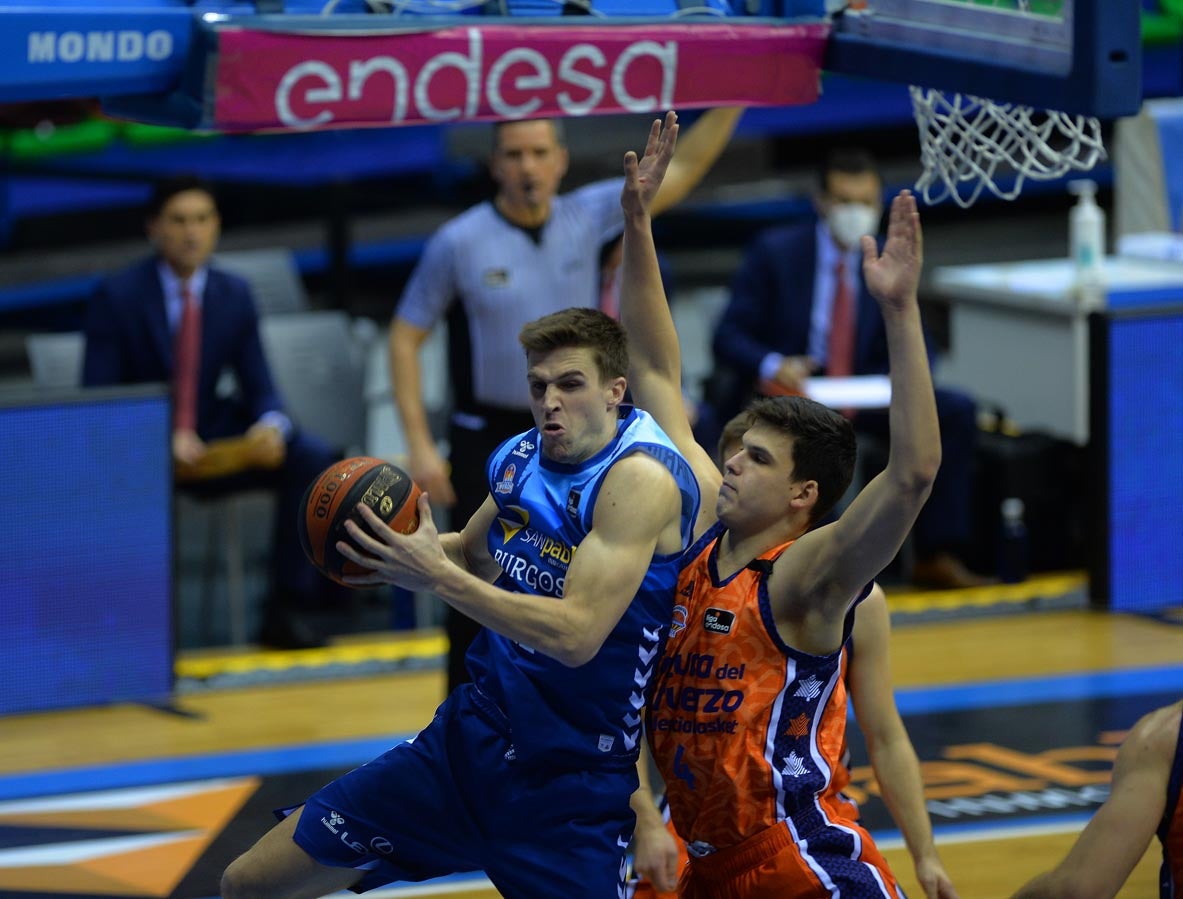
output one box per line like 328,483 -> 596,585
780,191 -> 940,613
620,112 -> 721,497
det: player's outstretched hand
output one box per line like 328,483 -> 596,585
631,816 -> 680,893
915,854 -> 960,899
622,110 -> 679,220
863,189 -> 923,311
336,493 -> 444,591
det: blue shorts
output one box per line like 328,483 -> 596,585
287,684 -> 638,897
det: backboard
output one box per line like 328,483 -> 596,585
825,0 -> 1141,118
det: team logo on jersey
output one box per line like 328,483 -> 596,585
669,603 -> 689,637
483,268 -> 510,287
565,488 -> 582,519
497,505 -> 530,542
495,463 -> 517,495
512,438 -> 535,459
703,607 -> 735,635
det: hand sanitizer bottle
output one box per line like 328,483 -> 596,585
1068,180 -> 1106,308
998,497 -> 1029,584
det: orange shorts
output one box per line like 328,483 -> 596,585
677,821 -> 900,899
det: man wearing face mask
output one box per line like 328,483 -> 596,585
708,148 -> 988,590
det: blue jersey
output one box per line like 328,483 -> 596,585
467,407 -> 700,767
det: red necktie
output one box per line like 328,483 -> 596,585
173,282 -> 201,432
827,258 -> 855,378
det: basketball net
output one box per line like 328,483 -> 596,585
909,86 -> 1105,208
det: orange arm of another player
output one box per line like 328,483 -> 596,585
1010,701 -> 1182,899
780,192 -> 939,620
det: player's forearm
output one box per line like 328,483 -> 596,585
431,565 -> 600,667
630,784 -> 665,830
439,531 -> 468,570
881,303 -> 941,492
868,735 -> 938,864
1011,872 -> 1075,899
620,214 -> 682,381
389,332 -> 436,452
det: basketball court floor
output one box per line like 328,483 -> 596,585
1,576 -> 1181,899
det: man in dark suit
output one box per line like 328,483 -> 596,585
709,149 -> 989,589
83,176 -> 340,648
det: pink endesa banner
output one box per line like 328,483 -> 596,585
211,22 -> 829,132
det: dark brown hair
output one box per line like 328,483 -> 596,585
518,307 -> 628,383
746,395 -> 857,524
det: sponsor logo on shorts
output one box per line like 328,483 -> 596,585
483,268 -> 510,287
321,810 -> 345,833
598,734 -> 616,753
702,607 -> 735,635
320,810 -> 367,855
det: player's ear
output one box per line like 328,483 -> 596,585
606,375 -> 627,408
789,478 -> 819,514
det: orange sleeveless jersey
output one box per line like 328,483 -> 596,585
647,523 -> 898,896
1158,710 -> 1183,898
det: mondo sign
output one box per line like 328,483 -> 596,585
209,22 -> 828,132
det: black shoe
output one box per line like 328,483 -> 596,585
257,612 -> 326,650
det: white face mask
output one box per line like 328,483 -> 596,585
826,202 -> 879,248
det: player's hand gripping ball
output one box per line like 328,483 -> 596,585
298,456 -> 421,586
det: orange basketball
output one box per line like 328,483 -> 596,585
297,456 -> 421,587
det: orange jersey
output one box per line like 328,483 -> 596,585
648,523 -> 897,897
1159,711 -> 1183,899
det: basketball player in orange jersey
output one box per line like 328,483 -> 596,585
629,586 -> 958,899
1010,699 -> 1183,899
618,111 -> 941,898
628,416 -> 958,899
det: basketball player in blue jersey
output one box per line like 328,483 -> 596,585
1010,699 -> 1183,899
391,107 -> 741,695
221,300 -> 700,897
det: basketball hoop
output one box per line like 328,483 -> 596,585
909,85 -> 1106,208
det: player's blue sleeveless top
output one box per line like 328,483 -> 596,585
467,406 -> 700,768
